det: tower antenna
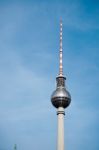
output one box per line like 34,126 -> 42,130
59,19 -> 63,76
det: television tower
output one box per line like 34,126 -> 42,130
51,20 -> 71,150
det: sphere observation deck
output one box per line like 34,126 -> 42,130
51,76 -> 71,109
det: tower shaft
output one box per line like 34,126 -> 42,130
57,107 -> 65,150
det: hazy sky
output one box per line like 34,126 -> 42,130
0,0 -> 99,150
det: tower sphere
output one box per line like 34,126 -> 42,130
51,76 -> 71,109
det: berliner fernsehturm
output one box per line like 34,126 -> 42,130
51,20 -> 71,150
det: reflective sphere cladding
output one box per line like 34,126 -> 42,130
51,87 -> 71,108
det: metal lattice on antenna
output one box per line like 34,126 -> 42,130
59,19 -> 63,76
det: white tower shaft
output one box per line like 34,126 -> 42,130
57,107 -> 65,150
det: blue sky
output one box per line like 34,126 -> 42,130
0,0 -> 99,150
